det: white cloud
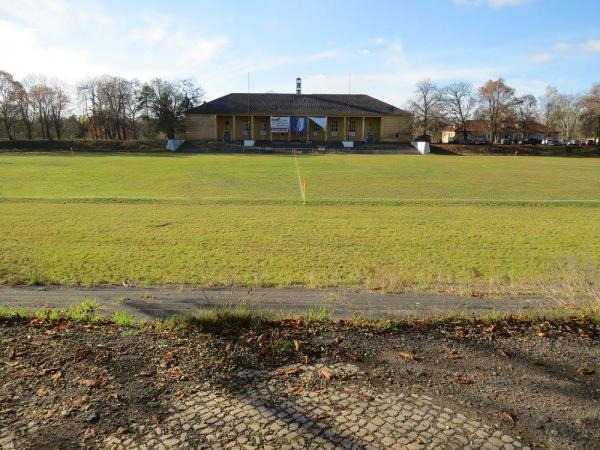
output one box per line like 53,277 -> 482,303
374,37 -> 386,45
358,49 -> 371,56
453,0 -> 530,7
385,40 -> 406,66
582,40 -> 600,53
553,42 -> 571,53
528,53 -> 552,64
0,0 -> 228,84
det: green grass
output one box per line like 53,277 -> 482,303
0,152 -> 599,295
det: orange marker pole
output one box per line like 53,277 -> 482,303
303,179 -> 307,206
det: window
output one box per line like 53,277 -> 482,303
260,121 -> 267,136
330,120 -> 338,133
242,120 -> 250,136
348,119 -> 356,133
312,122 -> 320,135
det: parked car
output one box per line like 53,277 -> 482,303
519,138 -> 542,145
545,139 -> 561,146
567,139 -> 581,146
473,137 -> 489,145
586,139 -> 596,146
500,138 -> 512,144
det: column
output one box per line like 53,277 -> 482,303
324,117 -> 328,142
232,115 -> 237,141
361,117 -> 366,142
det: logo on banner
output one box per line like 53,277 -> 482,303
270,116 -> 290,133
291,117 -> 307,134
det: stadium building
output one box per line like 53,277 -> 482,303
185,79 -> 412,144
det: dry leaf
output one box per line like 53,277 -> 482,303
36,387 -> 48,397
82,379 -> 98,388
83,427 -> 96,439
225,343 -> 233,352
293,340 -> 301,351
500,410 -> 515,423
447,350 -> 463,360
7,347 -> 16,359
399,351 -> 416,361
275,367 -> 303,376
71,396 -> 88,408
536,331 -> 547,337
496,348 -> 510,358
455,377 -> 473,385
116,427 -> 129,435
319,368 -> 336,380
577,367 -> 594,376
51,372 -> 62,381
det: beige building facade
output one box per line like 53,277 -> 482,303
185,93 -> 412,144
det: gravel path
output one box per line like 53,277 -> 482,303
0,286 -> 555,320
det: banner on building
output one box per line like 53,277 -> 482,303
270,116 -> 290,133
309,117 -> 327,129
291,117 -> 308,134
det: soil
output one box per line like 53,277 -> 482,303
0,317 -> 598,449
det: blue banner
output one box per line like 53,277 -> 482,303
291,116 -> 308,134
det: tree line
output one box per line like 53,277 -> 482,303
407,78 -> 600,143
0,70 -> 204,141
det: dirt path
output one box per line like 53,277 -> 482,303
1,319 -> 597,449
0,286 -> 556,320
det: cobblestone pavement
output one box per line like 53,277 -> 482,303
77,364 -> 524,450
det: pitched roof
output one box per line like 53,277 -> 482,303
186,93 -> 411,117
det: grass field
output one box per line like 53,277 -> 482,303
1,152 -> 599,295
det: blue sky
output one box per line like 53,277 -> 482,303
1,0 -> 599,107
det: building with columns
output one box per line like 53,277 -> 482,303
185,89 -> 412,144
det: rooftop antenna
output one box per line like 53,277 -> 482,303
247,72 -> 251,140
346,73 -> 351,140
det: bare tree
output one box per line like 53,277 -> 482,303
441,82 -> 475,143
49,82 -> 70,139
408,79 -> 444,139
476,79 -> 519,143
538,86 -> 559,138
581,84 -> 600,143
0,70 -> 19,140
515,94 -> 538,140
554,93 -> 584,140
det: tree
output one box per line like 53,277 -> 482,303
476,79 -> 519,143
12,80 -> 33,139
147,78 -> 204,139
515,94 -> 538,140
408,79 -> 445,139
0,70 -> 19,140
581,84 -> 600,143
554,93 -> 584,140
538,86 -> 559,137
49,82 -> 70,139
137,83 -> 155,138
441,82 -> 475,143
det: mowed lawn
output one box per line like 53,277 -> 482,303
0,153 -> 599,293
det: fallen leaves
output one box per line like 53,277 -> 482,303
293,339 -> 301,351
275,367 -> 303,377
447,350 -> 463,360
455,376 -> 474,385
36,387 -> 48,397
577,367 -> 595,376
500,410 -> 515,424
82,379 -> 100,388
319,368 -> 336,380
496,348 -> 510,359
160,351 -> 176,367
399,351 -> 417,361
